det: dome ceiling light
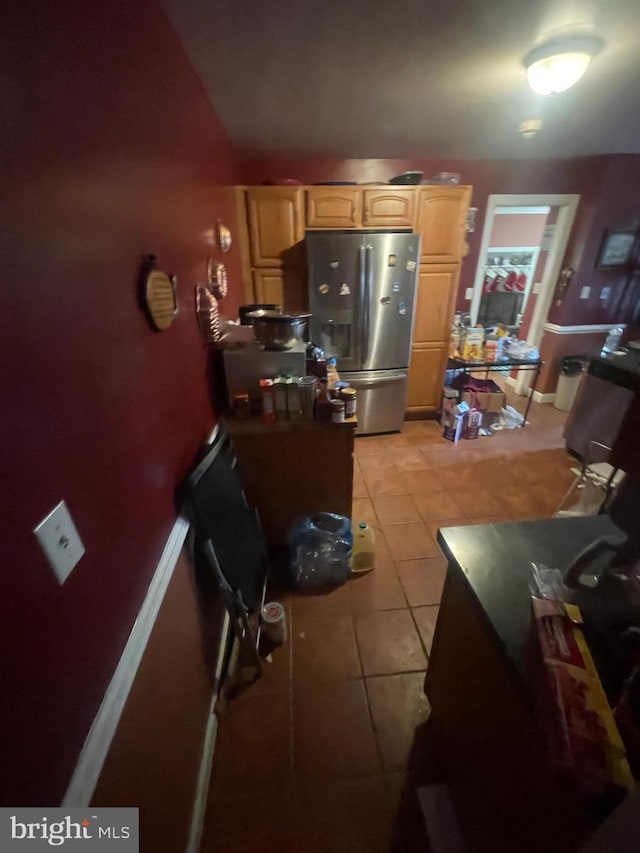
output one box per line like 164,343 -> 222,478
523,35 -> 604,95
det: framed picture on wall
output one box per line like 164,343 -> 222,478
595,229 -> 637,269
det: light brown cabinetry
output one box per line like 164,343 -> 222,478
246,187 -> 304,267
306,187 -> 361,228
362,189 -> 416,227
415,186 -> 471,265
252,269 -> 284,306
237,184 -> 471,419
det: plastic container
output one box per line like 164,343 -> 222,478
261,601 -> 287,645
602,325 -> 625,355
330,397 -> 345,423
350,522 -> 376,574
299,375 -> 317,420
555,355 -> 587,412
326,357 -> 340,389
259,378 -> 276,423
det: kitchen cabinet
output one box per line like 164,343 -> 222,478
412,265 -> 458,344
226,417 -> 355,547
406,345 -> 444,412
237,184 -> 472,419
246,187 -> 304,267
362,189 -> 416,227
252,269 -> 284,306
306,187 -> 362,228
415,186 -> 471,265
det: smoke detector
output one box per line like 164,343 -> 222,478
518,119 -> 543,139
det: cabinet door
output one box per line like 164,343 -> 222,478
252,269 -> 284,307
415,187 -> 471,264
407,344 -> 446,412
362,189 -> 416,227
412,265 -> 459,345
306,187 -> 362,228
246,188 -> 304,267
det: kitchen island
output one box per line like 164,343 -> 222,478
426,515 -> 623,853
225,415 -> 356,548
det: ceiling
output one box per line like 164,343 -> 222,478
161,0 -> 640,160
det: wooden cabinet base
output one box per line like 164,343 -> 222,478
226,417 -> 355,547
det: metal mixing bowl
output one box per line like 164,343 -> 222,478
248,311 -> 310,350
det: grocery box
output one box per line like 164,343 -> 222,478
461,381 -> 505,412
461,330 -> 484,361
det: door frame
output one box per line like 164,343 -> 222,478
470,194 -> 580,395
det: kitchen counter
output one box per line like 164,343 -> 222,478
225,415 -> 356,547
425,516 -> 622,853
589,350 -> 640,392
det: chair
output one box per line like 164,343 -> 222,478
555,441 -> 625,517
181,422 -> 269,679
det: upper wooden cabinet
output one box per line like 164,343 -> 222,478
412,265 -> 459,345
415,186 -> 471,265
306,187 -> 362,228
246,187 -> 304,267
362,189 -> 416,227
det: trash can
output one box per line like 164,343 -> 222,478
554,355 -> 587,412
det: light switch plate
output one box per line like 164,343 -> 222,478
464,288 -> 473,300
34,500 -> 85,584
532,282 -> 542,295
580,286 -> 591,299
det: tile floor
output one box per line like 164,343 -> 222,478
202,395 -> 575,852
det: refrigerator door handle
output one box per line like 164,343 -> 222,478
362,244 -> 373,365
347,370 -> 407,387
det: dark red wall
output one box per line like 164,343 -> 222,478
1,0 -> 240,805
238,155 -> 617,314
548,154 -> 640,326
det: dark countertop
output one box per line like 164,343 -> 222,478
589,350 -> 640,392
436,515 -> 620,691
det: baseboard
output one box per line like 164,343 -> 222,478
186,611 -> 231,853
62,515 -> 190,808
532,391 -> 556,404
543,323 -> 614,335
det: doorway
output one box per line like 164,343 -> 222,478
471,194 -> 580,397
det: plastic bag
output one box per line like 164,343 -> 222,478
288,513 -> 353,588
529,562 -> 567,602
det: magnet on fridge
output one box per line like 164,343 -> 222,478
340,283 -> 351,296
388,255 -> 397,266
380,296 -> 391,305
398,301 -> 407,315
330,261 -> 339,269
392,282 -> 400,293
406,260 -> 416,272
319,283 -> 330,295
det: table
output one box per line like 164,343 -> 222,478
447,356 -> 543,427
426,515 -> 621,853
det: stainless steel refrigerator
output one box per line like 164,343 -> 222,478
306,230 -> 420,434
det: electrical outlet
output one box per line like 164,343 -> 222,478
464,288 -> 473,300
34,500 -> 85,584
532,282 -> 542,295
600,286 -> 611,301
580,286 -> 591,299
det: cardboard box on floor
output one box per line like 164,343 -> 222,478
460,388 -> 506,412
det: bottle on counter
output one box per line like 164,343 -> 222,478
330,397 -> 346,423
286,375 -> 302,420
299,375 -> 317,421
273,375 -> 288,420
602,325 -> 626,355
259,378 -> 276,424
340,386 -> 357,418
314,377 -> 332,421
326,357 -> 340,390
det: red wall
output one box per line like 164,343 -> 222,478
548,154 -> 640,326
1,0 -> 240,805
238,155 -> 609,312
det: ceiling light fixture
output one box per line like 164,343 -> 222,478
523,35 -> 603,95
